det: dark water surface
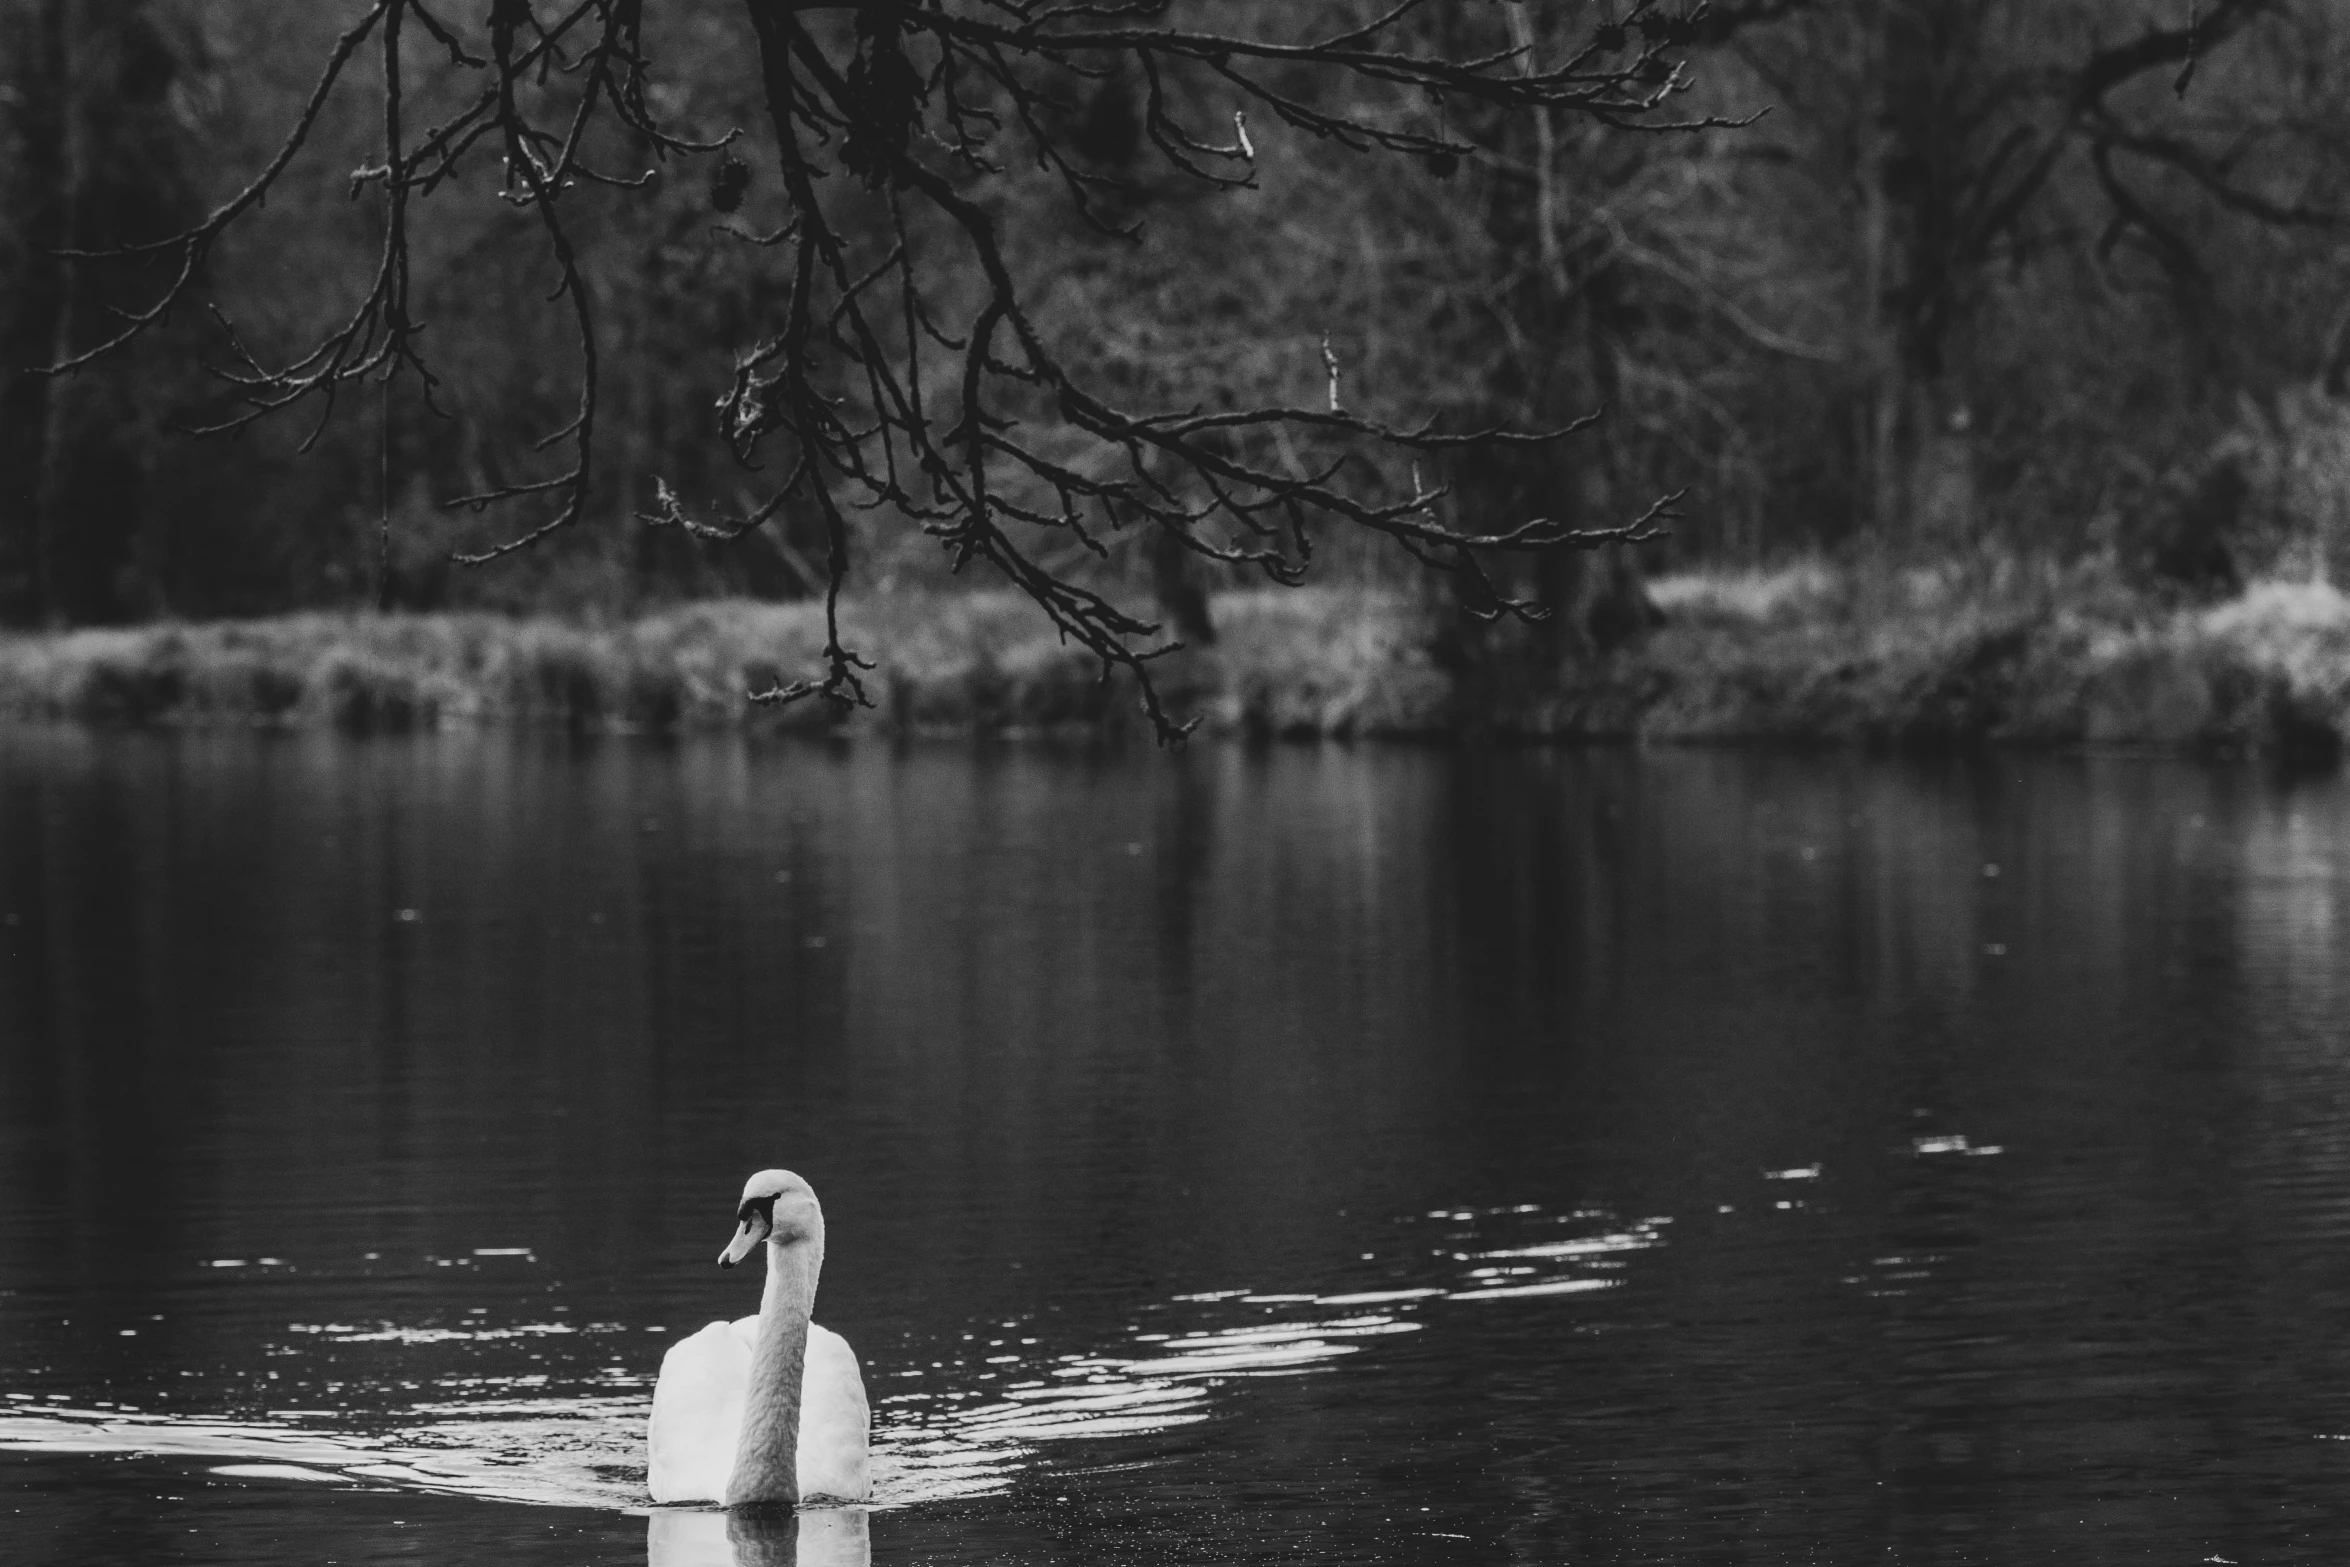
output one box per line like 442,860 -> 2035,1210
6,731 -> 2350,1564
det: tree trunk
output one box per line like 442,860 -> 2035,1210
0,0 -> 70,624
1439,14 -> 1658,697
21,0 -> 199,625
1861,0 -> 1984,555
1145,524 -> 1215,647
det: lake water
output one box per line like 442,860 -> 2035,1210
6,731 -> 2350,1564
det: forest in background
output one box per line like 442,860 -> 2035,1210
1,0 -> 2346,706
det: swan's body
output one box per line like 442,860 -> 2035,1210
647,1170 -> 871,1506
647,1316 -> 869,1503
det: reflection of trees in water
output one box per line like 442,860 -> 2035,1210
24,738 -> 2350,1558
2237,785 -> 2346,1012
1395,748 -> 2350,1556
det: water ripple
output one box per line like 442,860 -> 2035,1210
0,1201 -> 1660,1510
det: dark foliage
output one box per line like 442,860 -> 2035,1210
1,0 -> 2343,732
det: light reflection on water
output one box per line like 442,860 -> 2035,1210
12,734 -> 2350,1563
648,1509 -> 869,1567
0,1203 -> 1664,1512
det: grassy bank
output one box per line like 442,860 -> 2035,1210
8,564 -> 2350,750
1623,562 -> 2350,753
0,590 -> 1447,739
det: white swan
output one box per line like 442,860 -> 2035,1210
648,1169 -> 871,1507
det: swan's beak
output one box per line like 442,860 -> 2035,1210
718,1214 -> 767,1269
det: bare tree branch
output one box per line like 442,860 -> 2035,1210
44,0 -> 1723,741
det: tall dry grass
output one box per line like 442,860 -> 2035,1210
0,590 -> 1445,739
1628,558 -> 2350,751
8,566 -> 2350,751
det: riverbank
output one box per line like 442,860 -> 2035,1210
1627,564 -> 2350,753
0,590 -> 1437,739
6,564 -> 2350,751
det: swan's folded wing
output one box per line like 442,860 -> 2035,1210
797,1322 -> 872,1502
647,1321 -> 751,1504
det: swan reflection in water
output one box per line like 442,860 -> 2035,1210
647,1507 -> 871,1567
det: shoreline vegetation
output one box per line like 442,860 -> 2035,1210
8,562 -> 2350,754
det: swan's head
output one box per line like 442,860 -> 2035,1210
717,1168 -> 821,1269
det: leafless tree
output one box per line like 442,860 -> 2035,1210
43,0 -> 1749,739
1737,0 -> 2340,547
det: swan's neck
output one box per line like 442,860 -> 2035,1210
726,1227 -> 823,1508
